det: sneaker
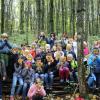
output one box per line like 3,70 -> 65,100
10,96 -> 14,100
46,85 -> 49,90
60,79 -> 64,83
66,79 -> 69,83
49,86 -> 53,90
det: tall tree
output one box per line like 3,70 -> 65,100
85,0 -> 89,41
20,0 -> 24,34
72,0 -> 76,35
70,0 -> 73,35
64,0 -> 68,33
41,0 -> 45,31
56,0 -> 60,35
9,0 -> 13,35
36,0 -> 41,33
61,0 -> 64,33
49,0 -> 54,33
25,0 -> 30,44
77,0 -> 87,96
91,0 -> 94,35
96,0 -> 100,34
1,0 -> 5,33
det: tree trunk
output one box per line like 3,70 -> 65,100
20,0 -> 24,34
56,0 -> 60,35
1,0 -> 5,33
36,0 -> 41,34
72,0 -> 76,36
41,0 -> 45,31
46,0 -> 49,34
61,0 -> 64,33
91,0 -> 94,35
77,0 -> 87,96
25,0 -> 30,45
49,0 -> 54,33
96,0 -> 100,35
64,0 -> 68,33
85,0 -> 89,41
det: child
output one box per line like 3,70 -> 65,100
67,54 -> 78,82
10,58 -> 23,100
22,60 -> 35,100
27,78 -> 46,100
58,56 -> 70,83
83,41 -> 89,56
54,43 -> 64,61
44,52 -> 57,89
34,57 -> 44,82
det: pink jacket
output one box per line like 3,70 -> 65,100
27,84 -> 46,100
84,47 -> 89,56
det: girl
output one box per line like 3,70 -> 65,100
58,56 -> 70,83
28,78 -> 46,100
22,60 -> 35,100
10,58 -> 23,100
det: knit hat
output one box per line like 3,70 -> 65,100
25,60 -> 32,66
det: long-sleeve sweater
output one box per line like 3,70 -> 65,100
44,60 -> 57,73
27,84 -> 46,100
13,64 -> 22,77
21,67 -> 35,83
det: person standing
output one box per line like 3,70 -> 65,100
0,60 -> 6,100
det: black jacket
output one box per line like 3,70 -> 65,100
0,60 -> 6,79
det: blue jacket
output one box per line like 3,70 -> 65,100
0,40 -> 12,53
87,54 -> 100,73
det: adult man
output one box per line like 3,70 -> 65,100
87,48 -> 100,88
0,33 -> 12,53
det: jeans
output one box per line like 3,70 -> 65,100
87,73 -> 96,88
95,73 -> 100,88
35,73 -> 44,81
87,77 -> 95,88
10,75 -> 23,96
22,82 -> 33,100
44,72 -> 54,88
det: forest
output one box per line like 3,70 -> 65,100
0,0 -> 100,100
0,0 -> 100,44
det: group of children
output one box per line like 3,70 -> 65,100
0,32 -> 100,100
9,32 -> 79,100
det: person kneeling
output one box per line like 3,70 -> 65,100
27,78 -> 46,100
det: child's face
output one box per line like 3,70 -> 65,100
66,44 -> 72,51
25,62 -> 32,68
52,45 -> 57,51
18,58 -> 23,65
60,57 -> 66,63
57,45 -> 62,51
46,54 -> 53,62
36,59 -> 43,67
67,56 -> 73,61
93,49 -> 99,55
36,78 -> 42,86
